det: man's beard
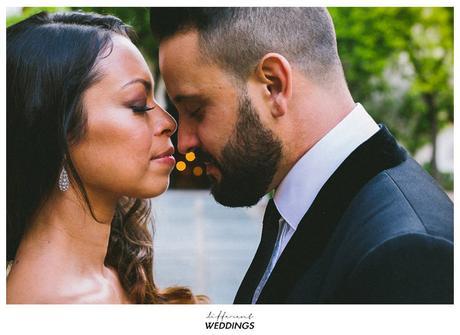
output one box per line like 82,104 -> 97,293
200,91 -> 282,207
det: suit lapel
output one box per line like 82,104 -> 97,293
256,125 -> 407,303
234,199 -> 281,303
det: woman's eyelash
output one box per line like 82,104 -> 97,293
131,105 -> 156,113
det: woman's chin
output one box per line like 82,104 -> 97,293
137,181 -> 170,199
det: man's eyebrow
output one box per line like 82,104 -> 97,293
121,78 -> 152,92
173,93 -> 203,104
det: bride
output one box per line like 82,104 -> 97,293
7,11 -> 205,303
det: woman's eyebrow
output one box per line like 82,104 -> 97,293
121,78 -> 152,92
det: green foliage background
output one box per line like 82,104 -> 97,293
7,7 -> 453,188
330,8 -> 453,151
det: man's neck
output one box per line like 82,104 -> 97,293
269,85 -> 356,192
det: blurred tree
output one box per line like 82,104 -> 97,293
329,7 -> 453,180
6,7 -> 69,26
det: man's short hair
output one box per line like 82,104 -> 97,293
150,7 -> 344,84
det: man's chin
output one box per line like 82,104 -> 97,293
209,181 -> 264,208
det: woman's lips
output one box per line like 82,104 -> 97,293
151,147 -> 176,166
153,155 -> 176,166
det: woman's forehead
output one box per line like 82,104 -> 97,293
95,35 -> 153,88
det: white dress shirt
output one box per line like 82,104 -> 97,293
273,103 -> 379,261
251,103 -> 379,303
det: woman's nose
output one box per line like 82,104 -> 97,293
155,105 -> 177,137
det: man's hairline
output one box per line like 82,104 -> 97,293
159,26 -> 342,93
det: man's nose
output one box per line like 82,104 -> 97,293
177,122 -> 200,155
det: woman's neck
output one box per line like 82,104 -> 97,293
20,186 -> 117,275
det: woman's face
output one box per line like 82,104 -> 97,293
70,35 -> 177,200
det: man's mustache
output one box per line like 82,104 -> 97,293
194,148 -> 221,168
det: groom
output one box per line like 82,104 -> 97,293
150,8 -> 453,303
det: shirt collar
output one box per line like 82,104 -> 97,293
273,103 -> 379,231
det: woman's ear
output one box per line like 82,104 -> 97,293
254,53 -> 292,118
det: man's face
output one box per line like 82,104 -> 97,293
159,31 -> 282,207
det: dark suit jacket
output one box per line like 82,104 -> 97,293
234,125 -> 453,304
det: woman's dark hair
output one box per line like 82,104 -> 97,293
7,11 -> 204,304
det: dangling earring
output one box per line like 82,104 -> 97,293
58,167 -> 70,192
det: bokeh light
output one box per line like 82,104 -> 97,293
176,161 -> 187,172
192,166 -> 203,177
185,152 -> 196,162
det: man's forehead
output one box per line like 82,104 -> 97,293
159,30 -> 201,67
159,34 -> 204,89
160,54 -> 232,101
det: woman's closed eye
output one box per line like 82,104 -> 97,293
131,104 -> 156,113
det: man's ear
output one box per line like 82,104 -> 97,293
254,53 -> 292,118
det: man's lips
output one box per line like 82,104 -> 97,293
204,162 -> 220,176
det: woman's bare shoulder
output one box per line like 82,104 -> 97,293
7,258 -> 66,303
7,259 -> 122,304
